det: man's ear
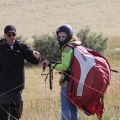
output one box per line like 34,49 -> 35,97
4,33 -> 6,38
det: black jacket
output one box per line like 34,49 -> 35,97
0,39 -> 39,92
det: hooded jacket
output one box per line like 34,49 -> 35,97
0,39 -> 39,92
52,39 -> 81,87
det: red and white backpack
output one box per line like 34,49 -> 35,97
66,44 -> 111,120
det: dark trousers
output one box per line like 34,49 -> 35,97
0,91 -> 23,120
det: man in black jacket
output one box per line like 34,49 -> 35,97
0,25 -> 40,120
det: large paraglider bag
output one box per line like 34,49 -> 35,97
66,44 -> 111,119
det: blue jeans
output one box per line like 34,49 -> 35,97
60,86 -> 79,120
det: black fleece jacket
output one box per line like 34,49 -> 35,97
0,39 -> 39,92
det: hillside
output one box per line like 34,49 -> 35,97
0,0 -> 120,39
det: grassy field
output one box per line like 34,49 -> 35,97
21,37 -> 120,120
0,0 -> 120,120
0,0 -> 120,39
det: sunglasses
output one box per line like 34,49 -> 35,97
58,35 -> 67,39
7,33 -> 16,37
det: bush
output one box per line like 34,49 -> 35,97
32,28 -> 108,61
16,35 -> 27,42
33,33 -> 61,62
77,27 -> 108,54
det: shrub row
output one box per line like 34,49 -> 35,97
33,27 -> 108,61
0,27 -> 108,62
